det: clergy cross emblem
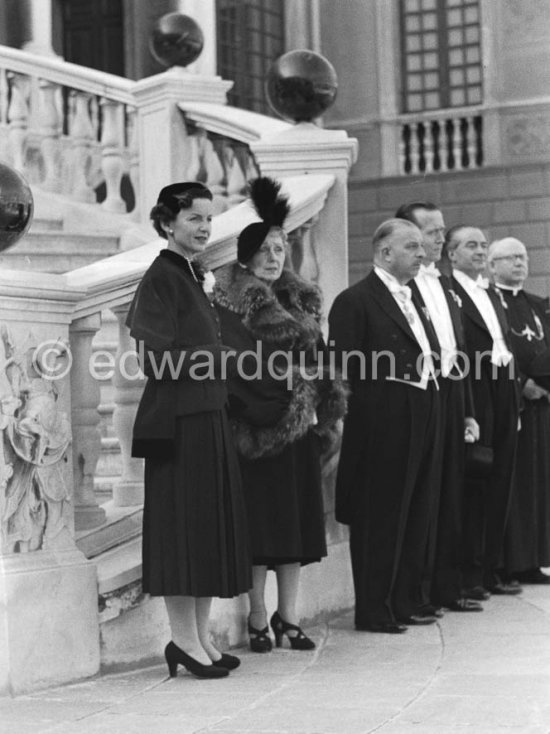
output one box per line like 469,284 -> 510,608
512,323 -> 544,342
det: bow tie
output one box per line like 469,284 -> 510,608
475,276 -> 489,290
389,284 -> 412,301
421,263 -> 441,278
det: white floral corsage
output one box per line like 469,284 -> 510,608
202,270 -> 216,295
422,306 -> 432,322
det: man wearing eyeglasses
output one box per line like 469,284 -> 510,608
489,237 -> 550,586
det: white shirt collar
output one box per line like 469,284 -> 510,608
495,282 -> 523,297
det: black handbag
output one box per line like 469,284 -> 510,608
465,443 -> 493,479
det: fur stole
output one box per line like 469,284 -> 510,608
213,263 -> 323,352
214,263 -> 348,459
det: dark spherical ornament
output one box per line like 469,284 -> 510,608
0,163 -> 33,253
149,13 -> 204,68
266,50 -> 338,123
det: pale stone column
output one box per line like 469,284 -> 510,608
111,305 -> 145,507
252,125 -> 358,317
21,0 -> 57,57
70,314 -> 106,532
132,70 -> 232,223
173,0 -> 217,76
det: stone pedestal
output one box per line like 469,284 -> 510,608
252,123 -> 358,315
0,549 -> 99,694
132,68 -> 233,221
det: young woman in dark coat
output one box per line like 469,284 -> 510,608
126,182 -> 251,679
213,178 -> 347,653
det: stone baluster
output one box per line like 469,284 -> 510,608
127,107 -> 140,219
0,69 -> 8,125
38,79 -> 61,192
467,115 -> 478,169
439,120 -> 449,172
225,145 -> 247,206
100,98 -> 126,213
70,91 -> 96,203
70,314 -> 106,531
202,135 -> 227,214
7,74 -> 29,172
111,305 -> 145,507
398,125 -> 408,174
409,122 -> 420,175
423,121 -> 434,173
291,219 -> 319,284
185,129 -> 202,181
244,151 -> 259,182
451,117 -> 463,171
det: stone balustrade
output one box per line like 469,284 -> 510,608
399,107 -> 484,176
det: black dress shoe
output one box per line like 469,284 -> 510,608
445,598 -> 483,612
514,569 -> 550,585
490,581 -> 523,595
463,586 -> 491,601
397,614 -> 437,625
164,642 -> 229,679
213,653 -> 241,670
355,622 -> 407,634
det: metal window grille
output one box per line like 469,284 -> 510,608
216,0 -> 285,114
400,0 -> 482,113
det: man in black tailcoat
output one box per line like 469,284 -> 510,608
489,237 -> 550,585
328,219 -> 441,633
447,225 -> 521,596
395,202 -> 483,613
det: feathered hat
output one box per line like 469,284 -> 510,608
237,177 -> 290,263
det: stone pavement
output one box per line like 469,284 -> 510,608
2,584 -> 550,734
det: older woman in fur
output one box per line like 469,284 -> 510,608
213,177 -> 347,652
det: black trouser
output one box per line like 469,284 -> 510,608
348,380 -> 440,626
462,362 -> 519,589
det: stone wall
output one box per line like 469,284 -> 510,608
348,162 -> 550,297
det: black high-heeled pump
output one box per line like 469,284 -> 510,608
270,611 -> 315,650
164,641 -> 229,679
247,619 -> 273,653
213,652 -> 241,670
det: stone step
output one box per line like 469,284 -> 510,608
29,217 -> 64,232
0,231 -> 120,273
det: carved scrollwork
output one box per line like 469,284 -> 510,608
0,324 -> 71,554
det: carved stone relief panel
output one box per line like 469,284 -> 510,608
0,323 -> 72,555
506,114 -> 550,158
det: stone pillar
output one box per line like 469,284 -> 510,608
252,125 -> 358,315
174,0 -> 217,76
111,305 -> 145,507
0,274 -> 100,694
132,69 -> 232,222
20,0 -> 57,57
70,314 -> 106,531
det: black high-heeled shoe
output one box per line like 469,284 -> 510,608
270,611 -> 315,650
164,641 -> 229,679
212,652 -> 241,670
247,619 -> 273,653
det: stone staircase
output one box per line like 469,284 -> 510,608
0,220 -> 120,273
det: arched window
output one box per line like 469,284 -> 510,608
216,0 -> 285,114
400,0 -> 482,113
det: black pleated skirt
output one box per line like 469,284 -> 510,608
239,430 -> 327,568
142,410 -> 252,597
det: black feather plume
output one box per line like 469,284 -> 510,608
248,177 -> 290,228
